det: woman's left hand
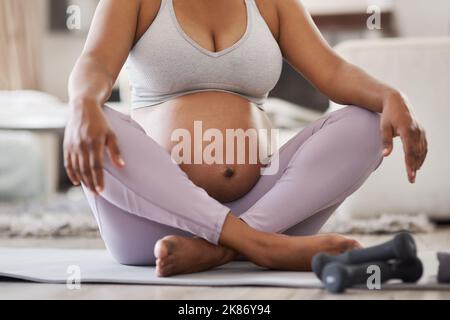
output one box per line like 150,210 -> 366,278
380,92 -> 428,183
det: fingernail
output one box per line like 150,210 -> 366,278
96,186 -> 103,193
118,158 -> 125,166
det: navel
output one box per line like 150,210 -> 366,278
223,167 -> 235,178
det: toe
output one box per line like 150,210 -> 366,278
156,261 -> 174,277
156,258 -> 164,268
351,239 -> 363,249
154,236 -> 176,259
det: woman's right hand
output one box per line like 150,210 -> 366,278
63,100 -> 125,195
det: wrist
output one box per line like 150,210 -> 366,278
69,96 -> 102,113
382,90 -> 409,112
382,89 -> 401,103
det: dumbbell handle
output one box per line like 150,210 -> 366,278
345,243 -> 396,264
346,232 -> 416,263
323,258 -> 423,293
312,232 -> 417,278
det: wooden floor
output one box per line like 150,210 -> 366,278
1,229 -> 450,300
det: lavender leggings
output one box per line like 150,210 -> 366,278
83,105 -> 383,265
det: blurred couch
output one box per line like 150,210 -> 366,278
330,37 -> 450,220
0,91 -> 67,200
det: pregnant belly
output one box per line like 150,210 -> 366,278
131,92 -> 275,202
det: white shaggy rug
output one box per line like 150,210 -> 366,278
0,188 -> 435,238
0,188 -> 98,237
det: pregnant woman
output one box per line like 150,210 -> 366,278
64,0 -> 427,277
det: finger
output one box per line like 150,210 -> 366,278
64,151 -> 80,186
410,139 -> 421,173
415,142 -> 424,171
399,131 -> 417,183
89,141 -> 105,193
415,135 -> 423,170
417,131 -> 428,170
381,123 -> 394,157
71,153 -> 82,184
106,132 -> 125,168
411,129 -> 424,173
78,146 -> 97,194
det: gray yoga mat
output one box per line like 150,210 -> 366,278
0,247 -> 449,290
0,247 -> 321,287
438,252 -> 450,283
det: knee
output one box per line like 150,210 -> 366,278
104,229 -> 157,266
101,228 -> 157,266
341,105 -> 380,131
101,104 -> 144,132
333,106 -> 383,168
92,197 -> 157,266
344,106 -> 382,152
101,105 -> 127,127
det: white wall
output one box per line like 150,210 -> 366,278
35,0 -> 91,102
35,0 -> 450,101
393,0 -> 450,37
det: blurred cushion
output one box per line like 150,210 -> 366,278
0,91 -> 64,199
329,37 -> 450,220
0,131 -> 45,200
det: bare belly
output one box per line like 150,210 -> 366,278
131,92 -> 274,202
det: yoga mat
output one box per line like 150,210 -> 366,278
438,252 -> 450,283
1,248 -> 449,290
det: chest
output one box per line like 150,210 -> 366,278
135,0 -> 279,51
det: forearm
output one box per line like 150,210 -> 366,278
325,62 -> 399,113
68,54 -> 115,111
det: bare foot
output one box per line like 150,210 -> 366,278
251,233 -> 362,271
154,235 -> 236,277
154,233 -> 360,276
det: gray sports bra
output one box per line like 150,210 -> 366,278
125,0 -> 283,109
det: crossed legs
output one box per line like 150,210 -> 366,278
83,105 -> 383,274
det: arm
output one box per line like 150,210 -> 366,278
64,0 -> 142,194
276,0 -> 428,183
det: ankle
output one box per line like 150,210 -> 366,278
218,214 -> 276,267
242,231 -> 280,268
220,248 -> 238,264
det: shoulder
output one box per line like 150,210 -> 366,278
134,0 -> 164,44
253,0 -> 307,40
272,0 -> 309,20
138,0 -> 163,15
137,0 -> 163,23
254,0 -> 281,40
255,0 -> 301,13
